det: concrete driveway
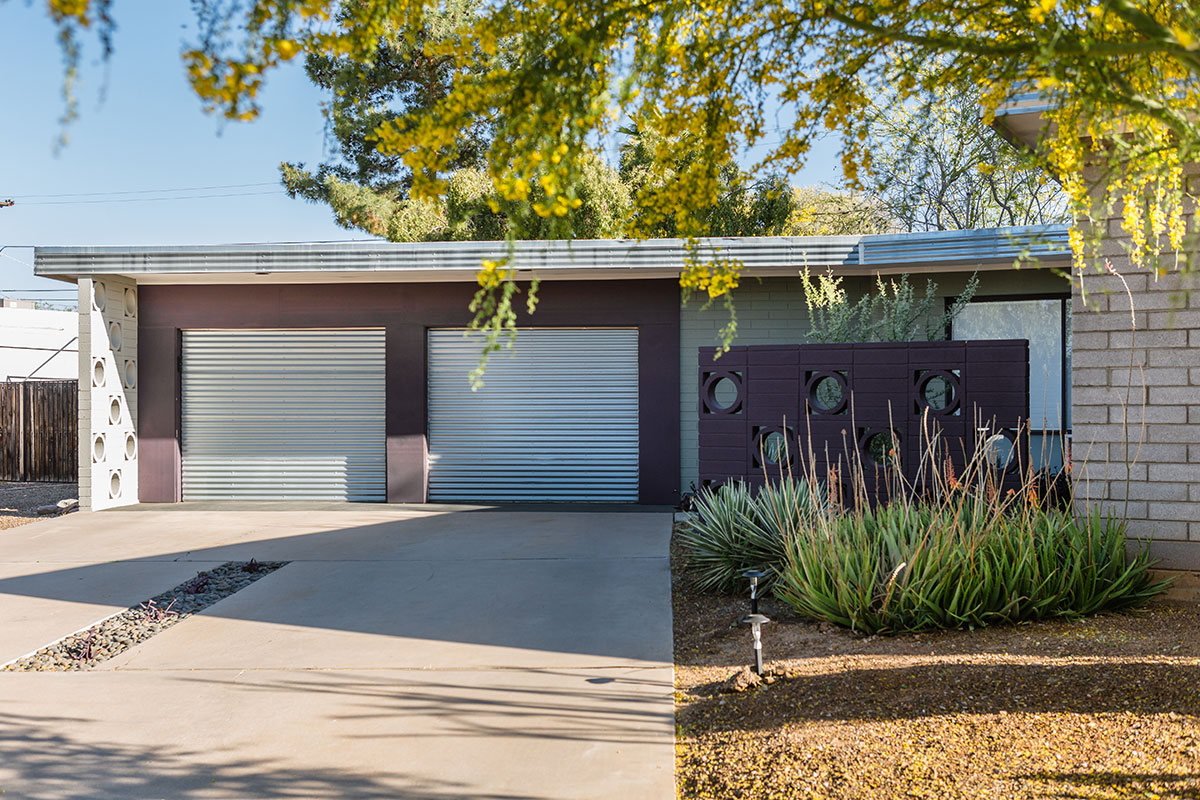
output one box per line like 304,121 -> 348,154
0,506 -> 675,799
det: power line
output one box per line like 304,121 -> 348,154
7,182 -> 280,200
20,190 -> 285,206
0,250 -> 34,269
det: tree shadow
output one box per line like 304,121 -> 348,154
0,509 -> 673,665
1015,771 -> 1200,800
684,659 -> 1200,731
181,668 -> 675,746
0,711 -> 531,800
673,565 -> 1199,670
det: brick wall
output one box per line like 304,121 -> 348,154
1072,219 -> 1200,569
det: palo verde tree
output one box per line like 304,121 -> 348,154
785,186 -> 894,236
31,0 -> 1200,357
618,108 -> 796,239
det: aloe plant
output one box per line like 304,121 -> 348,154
682,422 -> 1169,633
774,501 -> 1166,634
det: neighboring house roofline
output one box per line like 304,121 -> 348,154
34,224 -> 1070,284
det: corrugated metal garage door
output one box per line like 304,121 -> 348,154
427,328 -> 639,501
181,329 -> 386,501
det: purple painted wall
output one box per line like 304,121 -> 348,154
138,280 -> 681,505
698,340 -> 1030,500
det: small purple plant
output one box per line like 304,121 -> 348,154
75,628 -> 97,662
242,559 -> 268,574
183,573 -> 211,594
140,598 -> 178,623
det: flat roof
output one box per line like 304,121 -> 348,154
994,90 -> 1053,149
35,225 -> 1071,284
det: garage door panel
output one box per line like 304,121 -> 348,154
181,329 -> 386,501
427,329 -> 639,502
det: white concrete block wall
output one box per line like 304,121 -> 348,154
1072,214 -> 1200,568
77,277 -> 139,511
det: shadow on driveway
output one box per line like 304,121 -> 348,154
0,509 -> 673,666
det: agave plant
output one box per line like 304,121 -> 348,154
679,478 -> 825,594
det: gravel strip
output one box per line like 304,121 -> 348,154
2,560 -> 288,672
0,481 -> 78,530
672,530 -> 1200,799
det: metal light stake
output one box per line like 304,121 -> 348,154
742,569 -> 765,615
742,613 -> 770,676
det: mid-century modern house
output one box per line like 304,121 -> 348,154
31,228 -> 1066,498
33,205 -> 1200,571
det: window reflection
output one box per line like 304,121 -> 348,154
953,297 -> 1070,471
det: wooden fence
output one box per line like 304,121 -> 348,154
0,381 -> 78,482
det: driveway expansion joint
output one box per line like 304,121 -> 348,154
2,561 -> 288,671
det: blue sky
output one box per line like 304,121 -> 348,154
0,2 -> 841,303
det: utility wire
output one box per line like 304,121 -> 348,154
7,182 -> 280,199
20,190 -> 284,206
0,250 -> 34,269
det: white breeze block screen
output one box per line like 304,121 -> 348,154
77,276 -> 139,511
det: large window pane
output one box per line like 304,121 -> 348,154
953,298 -> 1068,470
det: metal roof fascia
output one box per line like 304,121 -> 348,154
34,225 -> 1071,278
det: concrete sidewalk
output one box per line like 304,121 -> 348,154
0,507 -> 675,799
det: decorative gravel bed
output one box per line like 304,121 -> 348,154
0,481 -> 77,530
672,531 -> 1200,800
2,560 -> 288,672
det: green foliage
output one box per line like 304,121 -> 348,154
279,8 -> 632,246
801,270 -> 873,345
801,270 -> 980,343
619,109 -> 795,238
448,155 -> 631,241
783,186 -> 894,236
279,0 -> 490,216
683,419 -> 1168,634
774,501 -> 1166,635
281,164 -> 449,240
678,478 -> 826,594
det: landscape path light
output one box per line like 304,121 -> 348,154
742,613 -> 770,676
742,569 -> 766,615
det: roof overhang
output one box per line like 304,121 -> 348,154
35,225 -> 1071,285
994,91 -> 1053,151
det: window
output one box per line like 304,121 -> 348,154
952,297 -> 1070,471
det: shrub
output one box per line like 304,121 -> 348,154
772,428 -> 1169,634
774,500 -> 1166,634
683,423 -> 1169,633
801,269 -> 980,343
679,478 -> 825,594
